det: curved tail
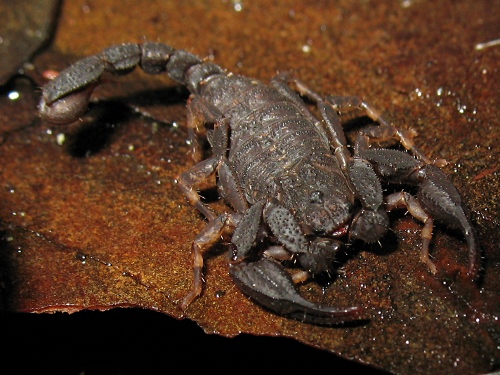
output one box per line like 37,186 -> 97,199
39,42 -> 224,124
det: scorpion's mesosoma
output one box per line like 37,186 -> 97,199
39,42 -> 480,325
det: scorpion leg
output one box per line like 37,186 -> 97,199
324,95 -> 433,163
274,74 -> 429,163
186,95 -> 224,162
179,114 -> 255,308
177,103 -> 232,220
177,157 -> 220,221
385,191 -> 437,274
180,157 -> 249,309
181,212 -> 240,309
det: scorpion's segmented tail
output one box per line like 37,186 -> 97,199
39,42 -> 224,124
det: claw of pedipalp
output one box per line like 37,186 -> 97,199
229,258 -> 365,325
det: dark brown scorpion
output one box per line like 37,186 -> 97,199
39,42 -> 480,325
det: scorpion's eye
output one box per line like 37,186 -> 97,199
309,190 -> 324,204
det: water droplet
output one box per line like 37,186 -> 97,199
215,290 -> 226,298
401,0 -> 413,8
232,0 -> 243,11
56,133 -> 66,145
8,91 -> 20,100
75,252 -> 87,263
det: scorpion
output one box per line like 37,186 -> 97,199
39,42 -> 480,325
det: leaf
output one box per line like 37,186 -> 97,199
1,1 -> 499,374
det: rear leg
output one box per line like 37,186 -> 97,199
186,95 -> 223,162
178,101 -> 253,308
324,95 -> 437,164
181,212 -> 240,309
177,98 -> 231,221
